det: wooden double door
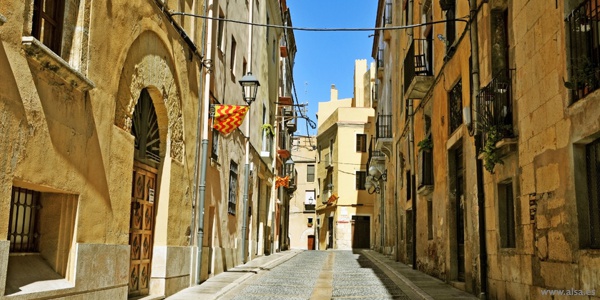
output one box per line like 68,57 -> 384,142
128,162 -> 157,297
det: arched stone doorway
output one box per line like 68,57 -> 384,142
128,88 -> 161,297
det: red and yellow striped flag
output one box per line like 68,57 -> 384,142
275,176 -> 290,189
212,105 -> 249,134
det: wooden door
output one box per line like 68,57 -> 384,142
129,163 -> 156,297
352,216 -> 371,249
307,235 -> 315,250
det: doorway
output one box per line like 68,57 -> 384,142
129,88 -> 161,297
452,146 -> 465,282
352,215 -> 371,249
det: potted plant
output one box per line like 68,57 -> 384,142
564,56 -> 600,97
261,123 -> 275,136
417,136 -> 433,151
481,124 -> 512,173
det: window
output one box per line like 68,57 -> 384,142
308,217 -> 313,225
228,161 -> 239,215
211,129 -> 219,160
443,0 -> 456,51
305,190 -> 316,205
356,171 -> 367,190
307,164 -> 315,182
8,187 -> 41,252
384,0 -> 392,24
585,137 -> 600,247
32,0 -> 65,54
356,134 -> 367,152
565,0 -> 600,102
498,181 -> 516,248
406,171 -> 412,200
427,200 -> 433,240
449,80 -> 463,134
230,36 -> 237,81
6,185 -> 77,285
217,8 -> 225,52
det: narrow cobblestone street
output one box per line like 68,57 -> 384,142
207,250 -> 475,300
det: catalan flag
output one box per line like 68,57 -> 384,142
275,176 -> 290,189
212,105 -> 249,134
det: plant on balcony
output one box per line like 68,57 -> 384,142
564,56 -> 600,94
261,123 -> 275,136
482,124 -> 512,173
417,136 -> 433,151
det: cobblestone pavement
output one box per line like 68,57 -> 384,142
220,250 -> 420,300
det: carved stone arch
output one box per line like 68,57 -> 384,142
115,30 -> 184,163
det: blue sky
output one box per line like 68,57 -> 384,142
286,0 -> 378,136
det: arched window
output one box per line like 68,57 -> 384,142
132,89 -> 161,166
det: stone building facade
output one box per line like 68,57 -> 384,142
370,0 -> 600,298
0,0 -> 295,298
315,60 -> 376,251
288,136 -> 318,250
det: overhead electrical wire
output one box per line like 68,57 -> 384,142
169,11 -> 469,32
168,10 -> 471,143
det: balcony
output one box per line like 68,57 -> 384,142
384,0 -> 393,40
375,114 -> 393,157
324,153 -> 333,170
260,130 -> 273,160
565,0 -> 600,102
476,71 -> 516,157
404,39 -> 434,99
277,130 -> 292,159
372,81 -> 379,107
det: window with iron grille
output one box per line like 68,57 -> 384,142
8,187 -> 41,252
307,164 -> 315,182
565,0 -> 600,102
32,0 -> 65,54
498,181 -> 516,248
356,171 -> 367,190
356,134 -> 367,152
449,80 -> 463,134
228,161 -> 239,215
586,137 -> 600,248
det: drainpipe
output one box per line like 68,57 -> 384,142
241,0 -> 255,264
469,0 -> 487,298
196,0 -> 213,284
408,97 -> 417,269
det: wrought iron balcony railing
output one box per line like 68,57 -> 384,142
404,39 -> 434,98
376,114 -> 393,140
476,71 -> 514,148
565,0 -> 600,102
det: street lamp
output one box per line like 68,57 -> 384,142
239,72 -> 260,105
285,158 -> 295,176
365,176 -> 380,194
369,165 -> 387,181
240,72 -> 259,263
